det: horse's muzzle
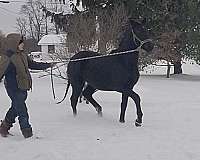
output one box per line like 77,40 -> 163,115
141,41 -> 154,52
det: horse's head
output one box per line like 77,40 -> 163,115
129,19 -> 154,53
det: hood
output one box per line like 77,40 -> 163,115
4,33 -> 22,54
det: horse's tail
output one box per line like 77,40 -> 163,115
56,80 -> 70,104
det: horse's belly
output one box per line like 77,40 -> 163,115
83,69 -> 130,90
82,60 -> 139,90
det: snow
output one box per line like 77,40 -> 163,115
38,34 -> 66,45
0,62 -> 200,160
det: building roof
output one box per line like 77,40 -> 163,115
38,34 -> 66,45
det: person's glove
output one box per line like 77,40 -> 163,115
50,62 -> 57,68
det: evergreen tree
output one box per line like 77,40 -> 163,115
124,0 -> 200,73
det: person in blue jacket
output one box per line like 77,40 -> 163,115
0,33 -> 54,138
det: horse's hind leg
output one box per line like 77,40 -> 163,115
79,93 -> 83,103
119,94 -> 128,123
70,84 -> 84,116
82,85 -> 102,116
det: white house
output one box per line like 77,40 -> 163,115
38,34 -> 66,61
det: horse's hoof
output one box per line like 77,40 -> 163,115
119,119 -> 125,123
96,108 -> 102,117
73,112 -> 77,117
135,120 -> 142,127
98,111 -> 103,117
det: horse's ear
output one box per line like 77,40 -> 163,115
128,17 -> 145,26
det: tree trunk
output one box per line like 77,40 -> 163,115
166,62 -> 171,78
55,25 -> 59,34
98,36 -> 107,53
174,61 -> 182,74
97,17 -> 107,53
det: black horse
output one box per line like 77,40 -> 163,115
60,19 -> 154,127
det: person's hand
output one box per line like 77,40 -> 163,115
50,62 -> 57,68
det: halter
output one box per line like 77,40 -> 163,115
131,28 -> 152,53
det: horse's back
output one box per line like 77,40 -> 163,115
70,51 -> 99,60
67,51 -> 99,83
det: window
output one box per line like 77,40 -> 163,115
48,45 -> 55,53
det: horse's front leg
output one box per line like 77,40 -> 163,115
119,94 -> 128,123
129,90 -> 143,127
121,90 -> 143,126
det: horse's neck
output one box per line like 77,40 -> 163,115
120,52 -> 139,71
116,29 -> 139,71
118,29 -> 135,51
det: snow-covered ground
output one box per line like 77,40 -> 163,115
0,62 -> 200,160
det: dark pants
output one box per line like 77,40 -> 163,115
5,87 -> 31,129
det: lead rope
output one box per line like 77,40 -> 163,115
50,65 -> 56,99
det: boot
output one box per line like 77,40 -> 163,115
21,127 -> 33,138
0,119 -> 13,137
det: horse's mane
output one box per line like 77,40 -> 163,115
71,22 -> 134,59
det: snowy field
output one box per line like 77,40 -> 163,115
0,62 -> 200,160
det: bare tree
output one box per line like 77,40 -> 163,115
16,0 -> 46,42
64,4 -> 128,56
96,5 -> 128,53
44,0 -> 65,34
65,13 -> 97,53
16,18 -> 28,36
151,30 -> 183,77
